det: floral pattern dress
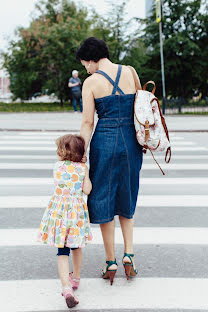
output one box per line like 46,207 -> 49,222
37,160 -> 93,248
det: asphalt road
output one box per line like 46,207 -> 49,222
0,122 -> 208,311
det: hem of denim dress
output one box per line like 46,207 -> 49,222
90,212 -> 134,224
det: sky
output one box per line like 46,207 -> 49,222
0,0 -> 146,52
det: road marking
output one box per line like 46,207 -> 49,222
0,147 -> 55,151
0,155 -> 56,159
0,141 -> 55,145
1,278 -> 208,311
0,163 -> 208,170
0,146 -> 206,151
0,178 -> 53,185
0,140 -> 191,146
16,132 -> 71,136
0,154 -> 208,160
1,177 -> 208,185
142,163 -> 208,170
144,155 -> 208,160
2,227 -> 208,246
0,195 -> 207,208
0,131 -> 183,138
140,177 -> 208,184
0,136 -> 185,141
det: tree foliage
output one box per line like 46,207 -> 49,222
142,0 -> 208,98
3,0 -> 90,104
2,0 -> 208,102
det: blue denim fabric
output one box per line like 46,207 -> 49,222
87,65 -> 143,224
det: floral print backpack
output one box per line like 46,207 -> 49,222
129,67 -> 171,175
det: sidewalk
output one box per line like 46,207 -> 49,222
0,112 -> 208,131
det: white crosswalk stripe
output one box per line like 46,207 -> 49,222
1,145 -> 207,151
2,227 -> 208,246
1,154 -> 208,160
1,162 -> 208,170
1,177 -> 208,185
0,140 -> 193,145
1,278 -> 208,311
1,195 -> 208,208
1,130 -> 208,312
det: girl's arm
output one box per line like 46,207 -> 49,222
82,166 -> 92,195
80,77 -> 95,153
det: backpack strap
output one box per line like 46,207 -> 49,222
151,97 -> 171,163
143,81 -> 156,94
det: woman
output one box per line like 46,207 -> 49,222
77,37 -> 143,285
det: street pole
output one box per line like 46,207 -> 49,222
159,20 -> 166,114
156,0 -> 166,114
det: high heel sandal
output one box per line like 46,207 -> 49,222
122,253 -> 138,280
102,260 -> 118,285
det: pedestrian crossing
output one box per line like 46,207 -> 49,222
1,130 -> 208,312
2,227 -> 208,246
1,278 -> 208,311
2,162 -> 208,169
1,195 -> 208,208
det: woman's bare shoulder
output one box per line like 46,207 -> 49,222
123,64 -> 137,74
83,74 -> 98,87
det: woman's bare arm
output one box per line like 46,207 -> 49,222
80,77 -> 95,152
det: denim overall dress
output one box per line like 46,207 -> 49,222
87,65 -> 143,224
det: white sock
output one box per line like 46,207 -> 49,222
62,285 -> 72,293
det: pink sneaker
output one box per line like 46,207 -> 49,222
62,287 -> 79,308
69,272 -> 80,290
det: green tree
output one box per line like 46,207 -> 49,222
142,0 -> 207,99
36,0 -> 90,105
2,27 -> 44,100
2,0 -> 91,104
90,1 -> 142,64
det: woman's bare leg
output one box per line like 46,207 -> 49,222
119,216 -> 135,265
100,219 -> 117,271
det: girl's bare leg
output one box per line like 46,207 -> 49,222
71,248 -> 82,278
57,255 -> 71,288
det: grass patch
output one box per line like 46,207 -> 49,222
0,102 -> 74,112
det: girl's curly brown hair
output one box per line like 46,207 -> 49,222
56,134 -> 85,162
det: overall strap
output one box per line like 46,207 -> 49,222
95,66 -> 125,95
112,64 -> 124,95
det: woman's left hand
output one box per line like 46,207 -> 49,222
81,155 -> 87,163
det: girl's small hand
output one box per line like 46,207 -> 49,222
81,155 -> 87,163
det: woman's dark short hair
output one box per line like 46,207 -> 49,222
76,37 -> 109,62
56,134 -> 85,162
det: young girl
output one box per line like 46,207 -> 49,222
37,134 -> 92,309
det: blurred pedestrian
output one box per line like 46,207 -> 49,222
68,70 -> 83,112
